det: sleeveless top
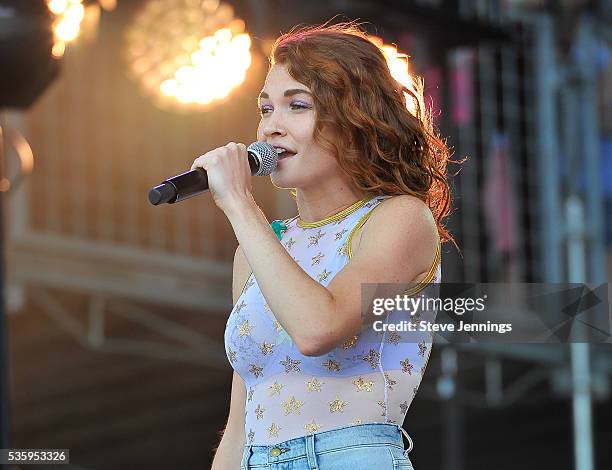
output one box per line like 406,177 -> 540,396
224,195 -> 442,445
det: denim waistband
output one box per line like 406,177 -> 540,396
241,422 -> 413,468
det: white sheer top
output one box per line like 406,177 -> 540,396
224,195 -> 442,445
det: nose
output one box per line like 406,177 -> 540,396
259,111 -> 286,138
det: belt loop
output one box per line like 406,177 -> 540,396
397,425 -> 414,456
305,433 -> 318,470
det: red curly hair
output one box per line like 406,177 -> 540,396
269,22 -> 457,247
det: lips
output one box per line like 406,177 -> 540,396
278,151 -> 296,160
273,146 -> 297,160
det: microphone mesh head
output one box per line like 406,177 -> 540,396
248,142 -> 278,176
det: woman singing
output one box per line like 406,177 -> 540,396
194,22 -> 454,470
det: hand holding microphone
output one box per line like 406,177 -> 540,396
148,141 -> 278,207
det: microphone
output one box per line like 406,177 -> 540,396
148,142 -> 278,205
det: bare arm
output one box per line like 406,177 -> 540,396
224,195 -> 438,356
223,196 -> 340,356
211,371 -> 247,470
211,247 -> 250,470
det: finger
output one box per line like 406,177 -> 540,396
236,143 -> 248,167
226,143 -> 241,157
190,155 -> 206,171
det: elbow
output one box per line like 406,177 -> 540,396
294,328 -> 325,356
296,328 -> 344,357
295,328 -> 334,357
297,340 -> 327,357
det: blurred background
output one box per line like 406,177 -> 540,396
0,0 -> 610,469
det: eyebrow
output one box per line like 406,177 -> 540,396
258,89 -> 313,100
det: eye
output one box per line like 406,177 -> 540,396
290,101 -> 311,110
258,104 -> 273,116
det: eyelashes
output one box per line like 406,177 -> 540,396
257,104 -> 273,115
257,101 -> 312,116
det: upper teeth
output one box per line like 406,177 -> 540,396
275,147 -> 286,154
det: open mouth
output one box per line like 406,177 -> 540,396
275,147 -> 297,160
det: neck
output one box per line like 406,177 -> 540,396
295,186 -> 370,223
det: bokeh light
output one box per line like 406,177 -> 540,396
47,0 -> 113,59
124,0 -> 253,112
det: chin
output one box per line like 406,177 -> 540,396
269,173 -> 296,190
270,165 -> 300,189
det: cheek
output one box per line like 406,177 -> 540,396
300,115 -> 317,139
303,146 -> 341,175
293,128 -> 318,153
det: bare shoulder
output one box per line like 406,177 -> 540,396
367,195 -> 436,234
357,195 -> 439,279
232,245 -> 253,305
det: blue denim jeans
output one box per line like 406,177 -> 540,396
240,422 -> 414,469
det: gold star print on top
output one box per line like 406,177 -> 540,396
223,194 -> 442,445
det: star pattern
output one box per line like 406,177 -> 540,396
388,331 -> 402,345
307,230 -> 326,247
311,252 -> 325,266
334,228 -> 348,240
384,373 -> 397,391
239,320 -> 254,337
227,347 -> 236,364
280,355 -> 302,374
306,378 -> 324,392
343,335 -> 358,349
223,195 -> 442,444
304,420 -> 323,434
249,364 -> 264,378
285,238 -> 296,251
234,300 -> 247,315
400,358 -> 414,375
255,404 -> 265,420
283,396 -> 305,415
353,376 -> 375,392
260,341 -> 274,356
362,349 -> 381,369
329,396 -> 348,413
268,422 -> 281,438
317,269 -> 331,282
269,381 -> 283,396
323,359 -> 341,372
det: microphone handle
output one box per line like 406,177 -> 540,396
168,168 -> 209,203
149,152 -> 259,205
